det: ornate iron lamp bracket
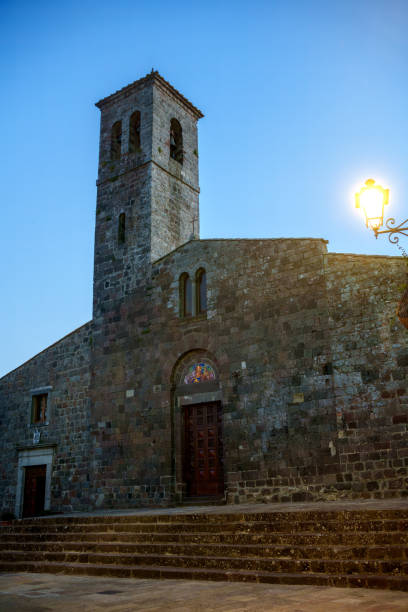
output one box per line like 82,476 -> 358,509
374,217 -> 408,244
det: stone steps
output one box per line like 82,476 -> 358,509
1,530 -> 405,546
1,507 -> 407,590
1,549 -> 407,576
15,508 -> 408,522
5,519 -> 407,534
3,541 -> 406,560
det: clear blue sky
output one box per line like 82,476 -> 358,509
1,0 -> 407,377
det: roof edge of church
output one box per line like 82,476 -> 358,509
0,321 -> 92,381
152,237 -> 329,265
95,71 -> 204,119
329,251 -> 404,260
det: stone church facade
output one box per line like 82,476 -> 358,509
1,72 -> 407,518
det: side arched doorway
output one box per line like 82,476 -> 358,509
172,352 -> 224,499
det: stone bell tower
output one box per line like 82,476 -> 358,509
92,71 -> 203,316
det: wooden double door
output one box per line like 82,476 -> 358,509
184,402 -> 224,496
22,465 -> 46,518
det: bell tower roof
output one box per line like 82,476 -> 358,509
95,70 -> 204,119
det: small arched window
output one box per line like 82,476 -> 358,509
196,268 -> 207,314
179,273 -> 192,317
129,111 -> 141,153
118,213 -> 126,244
170,118 -> 183,164
111,121 -> 122,160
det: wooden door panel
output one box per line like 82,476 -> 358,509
184,402 -> 223,496
23,465 -> 46,518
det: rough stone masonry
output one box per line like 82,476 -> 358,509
0,71 -> 407,517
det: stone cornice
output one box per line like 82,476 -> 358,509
95,71 -> 204,120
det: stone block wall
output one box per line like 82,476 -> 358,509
89,277 -> 175,509
0,323 -> 92,515
94,77 -> 155,315
325,253 -> 408,499
150,79 -> 200,261
156,238 -> 337,504
93,163 -> 153,316
92,239 -> 405,508
2,240 -> 406,514
89,237 -> 345,508
159,237 -> 339,504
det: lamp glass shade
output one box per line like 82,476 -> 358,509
359,186 -> 385,230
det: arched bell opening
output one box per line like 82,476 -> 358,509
170,350 -> 224,501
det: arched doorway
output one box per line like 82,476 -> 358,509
172,352 -> 224,499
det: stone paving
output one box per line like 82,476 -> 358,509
0,573 -> 408,611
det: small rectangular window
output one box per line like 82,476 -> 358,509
118,212 -> 126,244
32,394 -> 47,424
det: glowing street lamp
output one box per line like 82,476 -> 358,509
355,179 -> 408,244
355,178 -> 389,231
355,179 -> 408,328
